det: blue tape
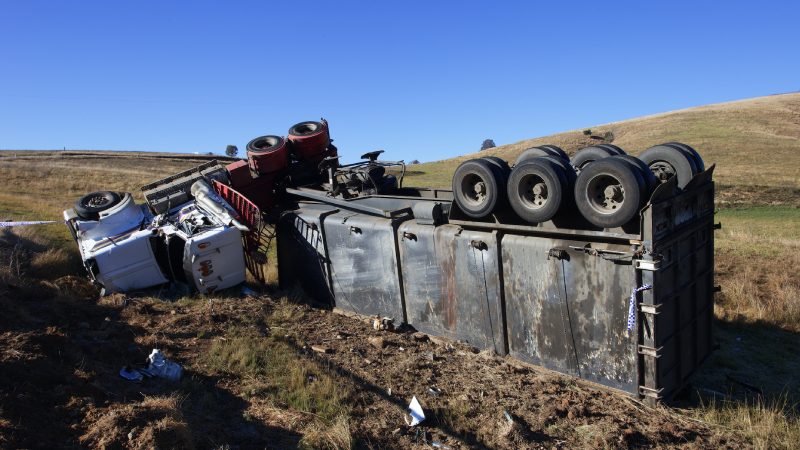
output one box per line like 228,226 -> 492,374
0,220 -> 57,228
627,284 -> 652,334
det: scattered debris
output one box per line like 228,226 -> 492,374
240,286 -> 258,297
412,332 -> 429,342
427,387 -> 442,397
406,396 -> 425,426
368,336 -> 386,350
431,441 -> 452,449
311,345 -> 332,354
119,366 -> 143,382
372,316 -> 395,331
145,349 -> 183,381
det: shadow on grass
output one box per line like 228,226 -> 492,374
686,318 -> 800,406
0,235 -> 302,449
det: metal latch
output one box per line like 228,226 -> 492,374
634,259 -> 661,271
637,344 -> 662,358
547,248 -> 569,260
402,231 -> 417,241
349,226 -> 362,234
569,244 -> 631,260
470,240 -> 487,250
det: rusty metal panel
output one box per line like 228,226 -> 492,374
277,203 -> 337,306
399,223 -> 506,354
275,168 -> 716,404
503,235 -> 638,393
324,211 -> 407,322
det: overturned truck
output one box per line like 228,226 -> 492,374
67,119 -> 716,404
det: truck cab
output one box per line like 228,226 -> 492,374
64,166 -> 248,295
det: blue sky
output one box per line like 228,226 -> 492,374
1,1 -> 797,162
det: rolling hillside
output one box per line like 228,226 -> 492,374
1,94 -> 799,448
405,93 -> 800,197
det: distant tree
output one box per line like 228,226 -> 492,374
582,129 -> 592,136
602,131 -> 615,142
481,139 -> 496,151
225,145 -> 238,158
206,152 -> 215,156
409,159 -> 421,165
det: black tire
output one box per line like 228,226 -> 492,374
609,156 -> 648,208
615,155 -> 658,197
452,159 -> 502,219
74,191 -> 122,220
288,121 -> 324,136
514,147 -> 549,166
481,156 -> 511,183
538,145 -> 570,161
246,135 -> 285,153
597,144 -> 627,155
638,144 -> 697,188
539,155 -> 577,186
570,146 -> 616,172
665,142 -> 704,172
575,158 -> 644,228
507,158 -> 565,223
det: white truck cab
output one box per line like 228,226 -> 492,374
64,163 -> 248,295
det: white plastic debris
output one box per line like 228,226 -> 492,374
407,396 -> 425,426
119,366 -> 143,382
146,349 -> 183,381
240,286 -> 258,297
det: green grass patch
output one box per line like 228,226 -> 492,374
205,325 -> 350,426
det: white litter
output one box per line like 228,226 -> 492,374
146,349 -> 183,381
407,396 -> 425,426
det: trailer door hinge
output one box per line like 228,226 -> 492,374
568,244 -> 631,260
634,259 -> 661,271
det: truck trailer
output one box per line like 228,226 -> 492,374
65,119 -> 716,404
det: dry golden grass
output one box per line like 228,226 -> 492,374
714,207 -> 800,331
692,396 -> 799,450
404,93 -> 800,190
300,414 -> 353,450
79,394 -> 193,449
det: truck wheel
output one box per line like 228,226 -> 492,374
615,155 -> 658,197
665,141 -> 705,172
638,144 -> 697,188
74,191 -> 121,220
597,144 -> 626,155
515,146 -> 567,166
540,155 -> 577,187
570,146 -> 616,172
507,158 -> 565,223
452,159 -> 502,219
538,145 -> 570,161
610,156 -> 648,208
481,156 -> 511,181
575,158 -> 643,228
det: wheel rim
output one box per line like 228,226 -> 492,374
586,174 -> 626,215
649,161 -> 676,183
82,194 -> 112,209
460,173 -> 488,207
518,174 -> 549,210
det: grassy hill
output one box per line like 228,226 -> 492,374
405,93 -> 800,198
1,94 -> 799,448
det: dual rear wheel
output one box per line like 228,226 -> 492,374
452,142 -> 703,228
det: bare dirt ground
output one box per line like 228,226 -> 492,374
0,271 -> 746,449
